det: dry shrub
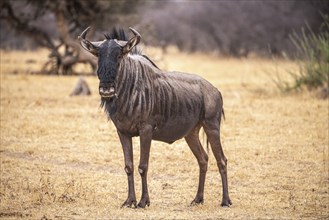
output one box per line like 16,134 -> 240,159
276,15 -> 329,98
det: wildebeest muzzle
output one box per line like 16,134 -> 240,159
99,83 -> 117,99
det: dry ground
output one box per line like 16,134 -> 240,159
0,49 -> 328,219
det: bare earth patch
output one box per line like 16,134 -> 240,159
0,49 -> 328,219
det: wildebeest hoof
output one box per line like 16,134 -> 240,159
221,198 -> 232,207
137,197 -> 150,208
190,197 -> 204,206
121,198 -> 137,208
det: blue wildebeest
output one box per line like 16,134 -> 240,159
78,27 -> 231,208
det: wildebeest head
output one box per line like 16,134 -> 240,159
78,27 -> 141,99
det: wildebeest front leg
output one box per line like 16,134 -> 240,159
137,124 -> 153,208
117,131 -> 137,208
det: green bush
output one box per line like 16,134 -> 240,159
279,15 -> 329,95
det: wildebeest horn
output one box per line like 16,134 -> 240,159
122,27 -> 142,54
78,27 -> 104,56
79,26 -> 91,40
129,27 -> 141,45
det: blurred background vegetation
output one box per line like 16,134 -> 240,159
281,15 -> 328,95
0,0 -> 328,94
1,0 -> 327,54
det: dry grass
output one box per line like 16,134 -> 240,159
0,49 -> 328,219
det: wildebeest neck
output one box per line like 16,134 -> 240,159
100,54 -> 159,120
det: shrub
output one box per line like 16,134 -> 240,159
278,15 -> 329,97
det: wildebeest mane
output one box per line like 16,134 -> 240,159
104,27 -> 128,41
100,53 -> 159,119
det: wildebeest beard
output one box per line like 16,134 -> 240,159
100,97 -> 117,118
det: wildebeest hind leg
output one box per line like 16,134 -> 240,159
203,119 -> 232,207
184,125 -> 208,205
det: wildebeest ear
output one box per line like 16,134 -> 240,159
122,27 -> 141,55
78,27 -> 103,57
